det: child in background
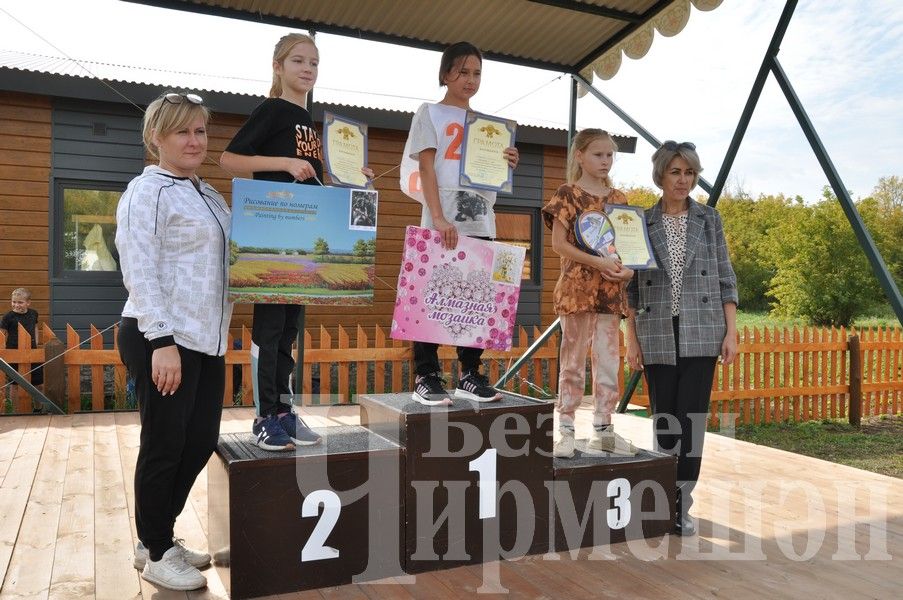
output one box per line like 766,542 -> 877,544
1,288 -> 44,411
400,41 -> 519,406
221,33 -> 371,451
541,129 -> 637,458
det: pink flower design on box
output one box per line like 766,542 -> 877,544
391,226 -> 525,349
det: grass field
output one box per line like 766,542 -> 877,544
727,415 -> 903,479
735,310 -> 899,329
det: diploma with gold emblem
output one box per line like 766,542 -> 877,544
604,205 -> 658,270
322,112 -> 371,188
459,110 -> 517,193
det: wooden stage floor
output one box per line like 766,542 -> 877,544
0,404 -> 900,599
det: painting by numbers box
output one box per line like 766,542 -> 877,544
228,178 -> 377,306
208,425 -> 404,598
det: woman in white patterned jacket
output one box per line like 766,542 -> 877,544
625,141 -> 738,538
115,92 -> 232,592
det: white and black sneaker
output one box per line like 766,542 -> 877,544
455,370 -> 502,402
412,372 -> 453,406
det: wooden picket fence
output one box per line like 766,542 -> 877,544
624,325 -> 903,427
0,323 -> 561,414
1,322 -> 901,428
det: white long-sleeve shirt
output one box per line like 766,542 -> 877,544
116,165 -> 233,356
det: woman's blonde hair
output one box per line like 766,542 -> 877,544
567,128 -> 618,186
651,141 -> 703,190
142,93 -> 209,159
270,33 -> 318,98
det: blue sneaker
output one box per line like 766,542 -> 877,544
278,412 -> 321,446
252,415 -> 294,452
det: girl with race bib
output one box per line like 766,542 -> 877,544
400,42 -> 519,406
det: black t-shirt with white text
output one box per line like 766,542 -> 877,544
225,98 -> 323,185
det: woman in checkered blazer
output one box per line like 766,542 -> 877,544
625,141 -> 738,537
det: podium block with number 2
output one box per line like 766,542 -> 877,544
208,426 -> 405,599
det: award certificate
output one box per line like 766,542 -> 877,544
604,205 -> 658,270
322,112 -> 370,188
459,111 -> 516,193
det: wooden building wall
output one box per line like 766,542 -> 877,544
0,92 -> 51,319
540,145 -> 567,330
0,91 -> 565,345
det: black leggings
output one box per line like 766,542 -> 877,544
118,318 -> 224,560
643,317 -> 717,517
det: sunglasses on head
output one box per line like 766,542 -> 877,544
661,140 -> 696,152
163,92 -> 204,105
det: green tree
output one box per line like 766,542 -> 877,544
229,239 -> 240,265
766,190 -> 884,326
622,185 -> 658,209
313,237 -> 329,254
719,193 -> 800,311
872,175 -> 903,212
864,177 -> 903,290
353,239 -> 368,257
366,238 -> 376,255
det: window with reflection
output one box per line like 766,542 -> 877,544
57,182 -> 123,274
494,208 -> 538,284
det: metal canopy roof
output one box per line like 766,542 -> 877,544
125,0 -> 723,79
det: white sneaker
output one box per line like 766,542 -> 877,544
588,428 -> 638,456
134,538 -> 211,570
553,428 -> 576,458
141,545 -> 207,591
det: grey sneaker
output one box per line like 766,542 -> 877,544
133,538 -> 211,570
553,428 -> 576,458
279,412 -> 322,446
588,428 -> 637,456
141,545 -> 207,591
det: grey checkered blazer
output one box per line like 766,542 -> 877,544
627,199 -> 738,365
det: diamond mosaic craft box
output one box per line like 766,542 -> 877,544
391,226 -> 525,350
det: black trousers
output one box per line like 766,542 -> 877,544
413,341 -> 484,377
251,303 -> 300,417
118,318 -> 224,560
643,316 -> 717,518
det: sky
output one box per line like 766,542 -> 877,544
2,0 -> 902,202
